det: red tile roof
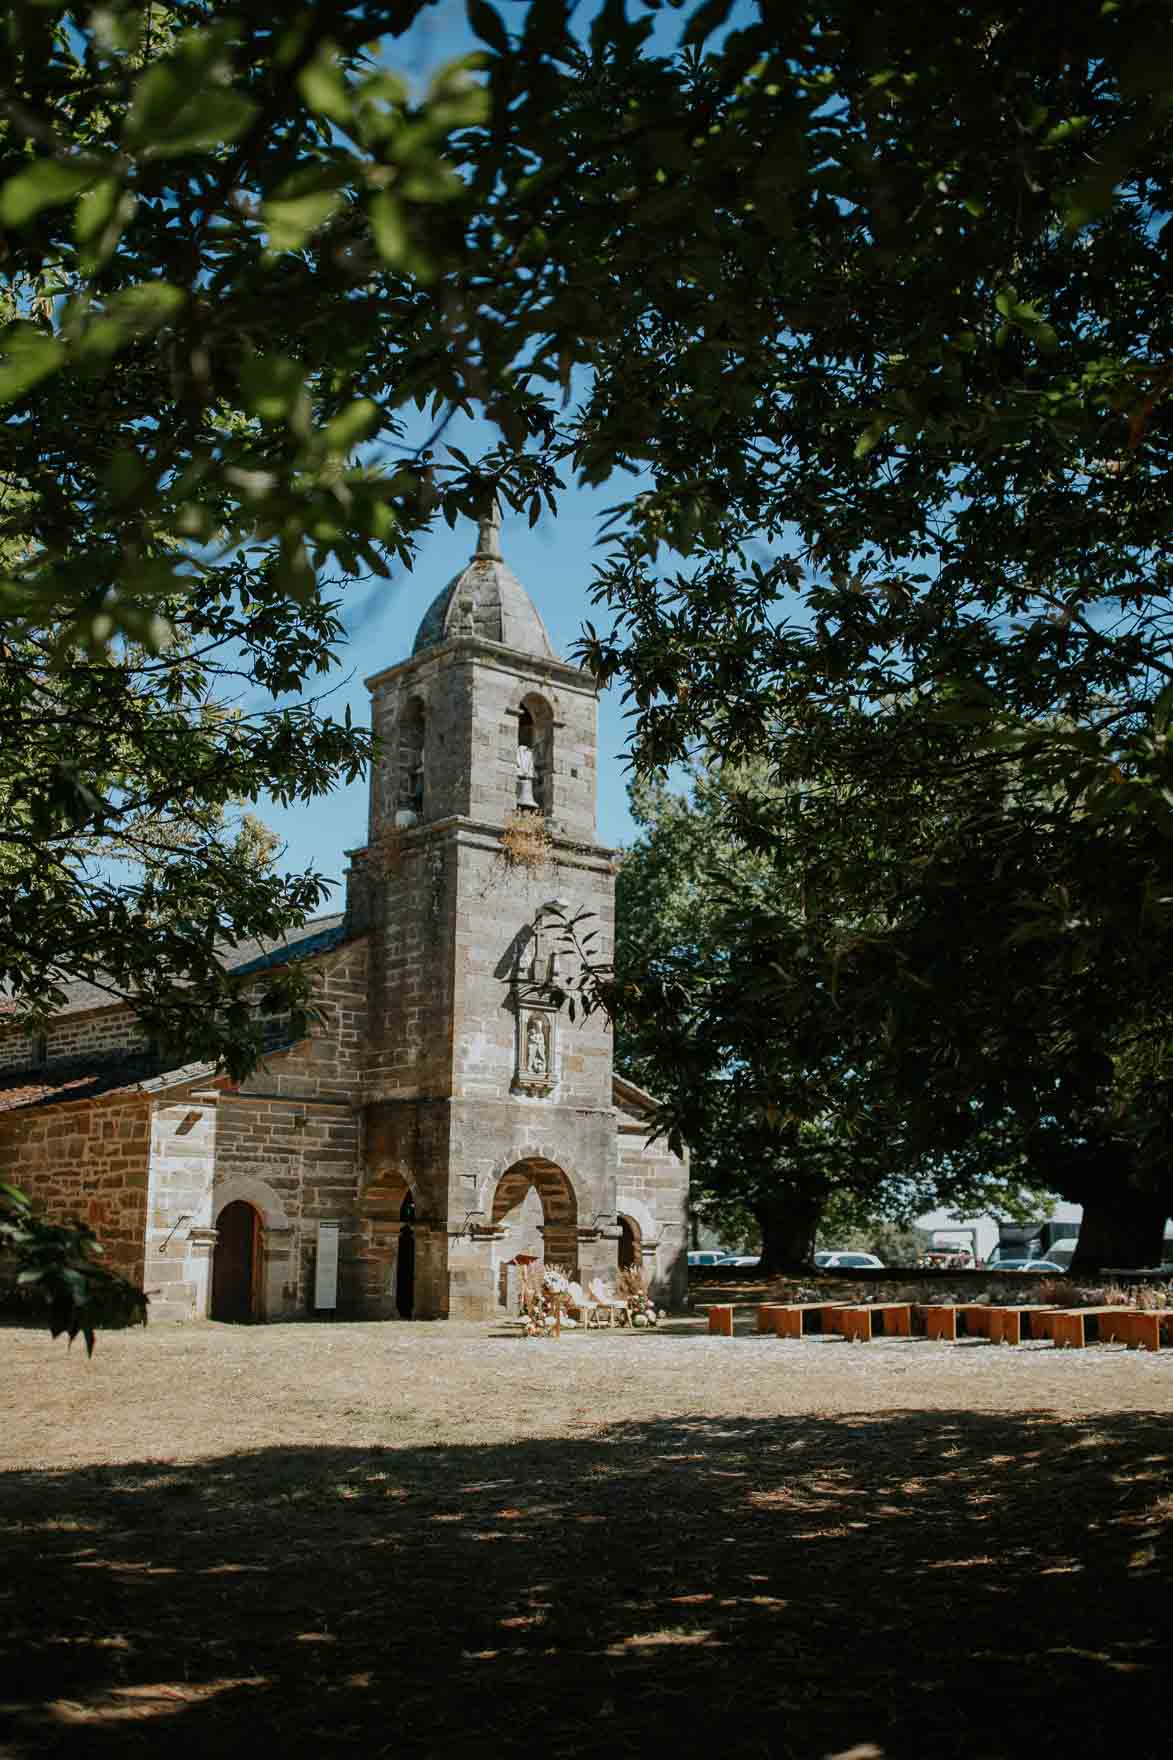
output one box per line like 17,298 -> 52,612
0,1056 -> 216,1115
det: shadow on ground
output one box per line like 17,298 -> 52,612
2,1410 -> 1170,1759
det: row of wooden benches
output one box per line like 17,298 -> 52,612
704,1300 -> 1173,1350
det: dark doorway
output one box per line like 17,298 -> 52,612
619,1215 -> 640,1272
396,1190 -> 416,1318
211,1201 -> 260,1322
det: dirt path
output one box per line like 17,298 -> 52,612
2,1320 -> 1171,1759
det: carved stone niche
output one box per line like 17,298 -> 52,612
513,1004 -> 557,1096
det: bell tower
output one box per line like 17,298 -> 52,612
350,513 -> 620,1319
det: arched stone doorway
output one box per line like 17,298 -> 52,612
618,1213 -> 641,1272
492,1156 -> 578,1275
396,1189 -> 416,1318
211,1200 -> 261,1322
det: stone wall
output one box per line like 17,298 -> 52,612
614,1094 -> 689,1310
210,940 -> 367,1318
0,1004 -> 148,1070
0,1092 -> 152,1281
144,1097 -> 218,1323
363,831 -> 457,1102
450,828 -> 615,1112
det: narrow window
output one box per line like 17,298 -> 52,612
397,698 -> 426,825
516,695 -> 553,813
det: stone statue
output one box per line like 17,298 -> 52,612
476,498 -> 503,560
516,742 -> 538,810
455,594 -> 476,636
525,1015 -> 547,1075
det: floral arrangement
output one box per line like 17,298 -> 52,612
618,1265 -> 661,1328
518,1259 -> 573,1336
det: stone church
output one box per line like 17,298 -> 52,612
0,517 -> 688,1324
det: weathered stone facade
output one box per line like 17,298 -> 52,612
0,519 -> 689,1322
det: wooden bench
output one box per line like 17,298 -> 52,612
1051,1306 -> 1138,1348
915,1304 -> 959,1341
914,1304 -> 1009,1341
707,1304 -> 734,1337
757,1302 -> 852,1338
1080,1308 -> 1171,1351
829,1303 -> 912,1342
987,1305 -> 1062,1345
1119,1309 -> 1173,1352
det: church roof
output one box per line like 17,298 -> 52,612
412,510 -> 557,660
0,1054 -> 218,1114
0,913 -> 349,1022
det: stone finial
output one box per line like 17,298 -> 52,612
474,497 -> 503,561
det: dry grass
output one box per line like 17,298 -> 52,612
500,808 -> 553,870
1,1317 -> 1172,1759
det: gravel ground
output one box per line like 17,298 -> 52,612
3,1315 -> 1172,1760
3,1311 -> 1171,1469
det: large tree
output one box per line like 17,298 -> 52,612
613,763 -> 1053,1269
7,0 -> 1173,1323
564,2 -> 1173,1267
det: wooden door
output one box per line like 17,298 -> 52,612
396,1225 -> 415,1319
211,1201 -> 258,1322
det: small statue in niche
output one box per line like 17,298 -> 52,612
516,742 -> 538,810
525,1014 -> 548,1075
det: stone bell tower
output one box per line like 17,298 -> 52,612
349,510 -> 622,1319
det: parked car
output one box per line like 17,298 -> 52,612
687,1251 -> 727,1268
992,1257 -> 1065,1272
817,1251 -> 885,1270
717,1253 -> 761,1270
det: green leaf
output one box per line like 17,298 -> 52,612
370,191 -> 409,265
1043,115 -> 1090,146
264,190 -> 343,253
127,63 -> 257,158
0,326 -> 65,403
322,398 -> 379,453
298,53 -> 353,125
468,0 -> 509,53
75,180 -> 136,274
0,159 -> 96,228
240,353 -> 307,423
77,284 -> 185,363
683,0 -> 736,47
854,416 -> 891,459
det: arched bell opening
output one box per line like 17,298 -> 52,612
515,694 -> 553,814
396,696 -> 426,825
210,1200 -> 262,1323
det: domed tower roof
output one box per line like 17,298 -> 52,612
412,507 -> 557,660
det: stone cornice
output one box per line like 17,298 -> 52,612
365,638 -> 595,696
347,816 -> 616,869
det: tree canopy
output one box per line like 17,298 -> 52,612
6,0 -> 1173,1330
613,761 -> 1056,1268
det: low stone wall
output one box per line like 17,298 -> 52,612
766,1273 -> 1173,1308
690,1269 -> 1173,1309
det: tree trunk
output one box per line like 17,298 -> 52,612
1069,1190 -> 1168,1273
756,1193 -> 826,1274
